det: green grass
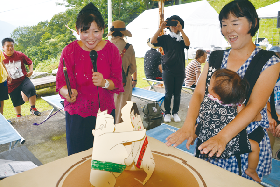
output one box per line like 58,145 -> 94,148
3,87 -> 57,120
2,58 -> 194,120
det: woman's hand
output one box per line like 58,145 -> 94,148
132,80 -> 137,88
275,124 -> 280,138
92,71 -> 104,87
198,134 -> 227,157
176,22 -> 183,32
60,86 -> 78,103
166,124 -> 196,149
160,21 -> 168,30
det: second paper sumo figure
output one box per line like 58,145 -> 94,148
90,101 -> 154,187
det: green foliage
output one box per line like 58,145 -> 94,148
35,55 -> 61,73
9,0 -> 280,74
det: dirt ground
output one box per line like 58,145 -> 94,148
0,87 -> 279,164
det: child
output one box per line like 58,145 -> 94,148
0,50 -> 11,115
56,2 -> 124,155
195,68 -> 263,182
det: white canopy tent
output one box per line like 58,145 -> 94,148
126,0 -> 228,58
255,1 -> 280,47
256,1 -> 280,19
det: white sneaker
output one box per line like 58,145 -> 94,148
173,114 -> 181,122
164,114 -> 171,123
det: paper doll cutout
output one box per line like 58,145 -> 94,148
90,109 -> 146,187
124,102 -> 155,185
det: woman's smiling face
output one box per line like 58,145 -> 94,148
78,21 -> 104,51
221,13 -> 252,50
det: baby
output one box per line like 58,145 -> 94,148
196,68 -> 263,182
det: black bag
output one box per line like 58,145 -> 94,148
120,43 -> 131,87
142,102 -> 163,130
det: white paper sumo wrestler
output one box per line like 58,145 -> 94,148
90,102 -> 148,187
122,102 -> 155,185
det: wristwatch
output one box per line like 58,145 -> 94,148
102,79 -> 110,89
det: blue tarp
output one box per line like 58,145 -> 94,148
0,113 -> 24,145
146,123 -> 196,155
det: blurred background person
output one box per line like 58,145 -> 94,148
184,49 -> 207,88
2,38 -> 41,117
266,46 -> 280,160
0,50 -> 11,115
109,20 -> 136,124
144,38 -> 162,80
151,15 -> 190,123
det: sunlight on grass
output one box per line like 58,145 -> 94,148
3,87 -> 57,120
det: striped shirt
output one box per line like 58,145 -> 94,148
184,59 -> 201,86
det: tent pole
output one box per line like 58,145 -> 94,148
108,0 -> 112,40
158,0 -> 165,54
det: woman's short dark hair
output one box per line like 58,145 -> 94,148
219,0 -> 259,36
2,38 -> 14,46
166,15 -> 184,30
76,2 -> 105,32
195,49 -> 206,60
112,31 -> 124,37
211,69 -> 249,105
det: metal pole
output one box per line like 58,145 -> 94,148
158,0 -> 165,54
108,0 -> 112,39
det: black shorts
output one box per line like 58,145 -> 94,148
9,77 -> 36,107
0,80 -> 9,102
248,126 -> 265,143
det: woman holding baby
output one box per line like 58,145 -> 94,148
166,0 -> 280,181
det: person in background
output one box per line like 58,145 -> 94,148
144,38 -> 162,80
184,49 -> 207,88
56,3 -> 123,155
151,15 -> 190,123
266,46 -> 280,160
108,20 -> 137,124
166,0 -> 280,181
2,38 -> 41,117
0,50 -> 11,115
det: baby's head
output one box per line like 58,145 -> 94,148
76,2 -> 105,32
208,69 -> 249,105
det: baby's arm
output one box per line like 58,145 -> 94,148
237,104 -> 261,121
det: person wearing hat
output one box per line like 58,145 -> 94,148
109,20 -> 137,124
266,46 -> 280,160
151,15 -> 190,123
144,38 -> 162,80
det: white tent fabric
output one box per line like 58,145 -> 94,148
126,1 -> 228,58
257,1 -> 280,19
